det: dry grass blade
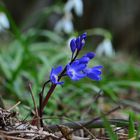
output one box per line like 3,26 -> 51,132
7,101 -> 21,111
28,83 -> 40,128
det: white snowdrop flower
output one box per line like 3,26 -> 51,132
0,12 -> 10,32
54,13 -> 73,34
64,0 -> 83,17
64,0 -> 74,13
95,39 -> 115,57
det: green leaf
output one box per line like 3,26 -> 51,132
0,55 -> 12,79
12,46 -> 23,71
128,112 -> 135,139
101,113 -> 118,140
40,30 -> 64,43
136,120 -> 140,140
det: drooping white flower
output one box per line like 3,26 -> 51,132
95,39 -> 115,57
54,13 -> 73,34
0,12 -> 10,32
64,0 -> 83,17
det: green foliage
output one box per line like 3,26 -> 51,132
97,56 -> 140,101
101,113 -> 118,140
1,4 -> 140,139
1,26 -> 140,120
136,120 -> 140,140
128,112 -> 135,139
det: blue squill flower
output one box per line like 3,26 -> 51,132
70,33 -> 87,54
84,52 -> 96,59
70,38 -> 77,53
67,52 -> 103,81
76,32 -> 87,51
66,63 -> 86,80
66,52 -> 94,80
50,66 -> 64,85
84,65 -> 103,81
66,60 -> 87,81
80,52 -> 96,63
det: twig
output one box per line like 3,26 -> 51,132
0,95 -> 5,109
28,83 -> 38,117
82,90 -> 103,119
0,129 -> 59,139
45,106 -> 123,132
7,101 -> 21,111
28,83 -> 40,127
0,135 -> 29,140
114,126 -> 128,132
84,105 -> 122,127
39,92 -> 43,127
58,106 -> 122,139
46,119 -> 135,132
93,90 -> 103,103
119,99 -> 140,112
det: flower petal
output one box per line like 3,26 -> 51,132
84,65 -> 103,81
74,63 -> 86,71
87,73 -> 101,81
92,65 -> 103,69
79,56 -> 90,64
85,52 -> 96,59
74,0 -> 83,16
50,66 -> 63,85
70,39 -> 76,53
75,37 -> 81,50
53,66 -> 63,74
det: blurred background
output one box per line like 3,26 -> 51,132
0,0 -> 140,122
2,0 -> 140,52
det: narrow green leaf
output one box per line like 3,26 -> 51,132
128,112 -> 135,139
136,121 -> 140,140
101,113 -> 118,140
0,56 -> 12,79
12,47 -> 23,71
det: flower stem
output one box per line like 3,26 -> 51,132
39,49 -> 80,122
41,84 -> 56,112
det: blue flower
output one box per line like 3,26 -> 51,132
70,38 -> 77,53
50,66 -> 64,85
79,52 -> 95,63
66,59 -> 87,81
66,52 -> 103,81
70,33 -> 87,53
84,66 -> 103,81
66,52 -> 94,80
85,52 -> 96,59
